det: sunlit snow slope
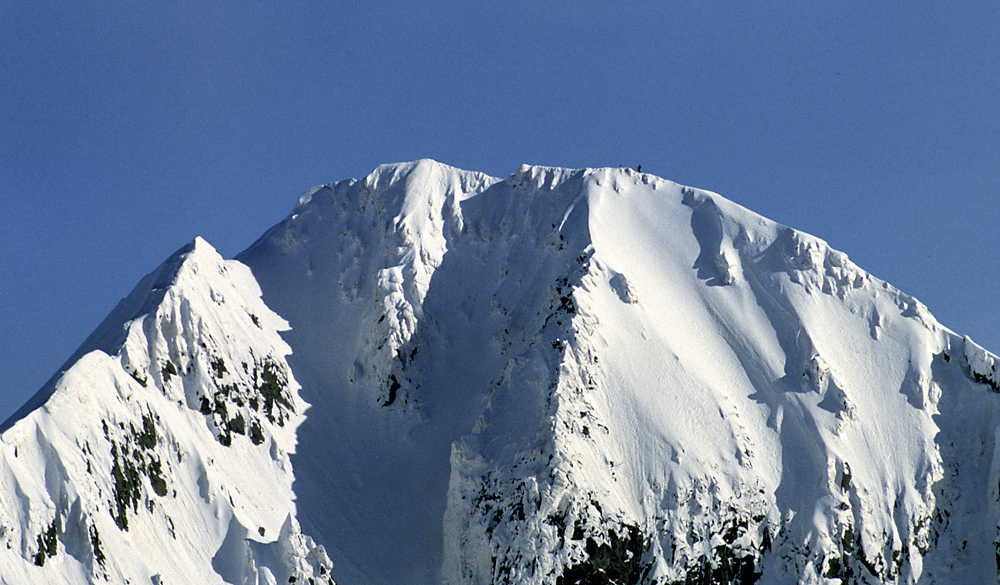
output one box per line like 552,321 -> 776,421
2,160 -> 998,585
0,239 -> 331,584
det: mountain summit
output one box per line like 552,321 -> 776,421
1,160 -> 997,585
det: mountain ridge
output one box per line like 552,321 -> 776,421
1,160 -> 997,584
0,236 -> 330,584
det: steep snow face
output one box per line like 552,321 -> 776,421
0,239 -> 332,584
444,169 -> 1000,585
238,160 -> 519,584
239,161 -> 1000,585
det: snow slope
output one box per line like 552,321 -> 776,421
1,160 -> 998,584
0,239 -> 331,584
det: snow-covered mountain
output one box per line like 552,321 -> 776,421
1,160 -> 997,585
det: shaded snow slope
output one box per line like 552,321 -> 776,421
0,239 -> 331,584
237,160 -> 999,585
2,160 -> 998,585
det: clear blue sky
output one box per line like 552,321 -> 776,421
2,2 -> 998,423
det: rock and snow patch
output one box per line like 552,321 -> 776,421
608,272 -> 638,304
964,336 -> 1000,392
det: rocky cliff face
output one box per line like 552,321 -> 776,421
2,160 -> 997,585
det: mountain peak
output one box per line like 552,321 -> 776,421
2,162 -> 998,584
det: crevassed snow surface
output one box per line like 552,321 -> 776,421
2,160 -> 998,585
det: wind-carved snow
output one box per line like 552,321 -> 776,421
3,160 -> 999,585
0,238 -> 331,584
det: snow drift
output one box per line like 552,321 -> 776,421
1,160 -> 997,585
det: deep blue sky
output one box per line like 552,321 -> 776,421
2,2 -> 998,423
